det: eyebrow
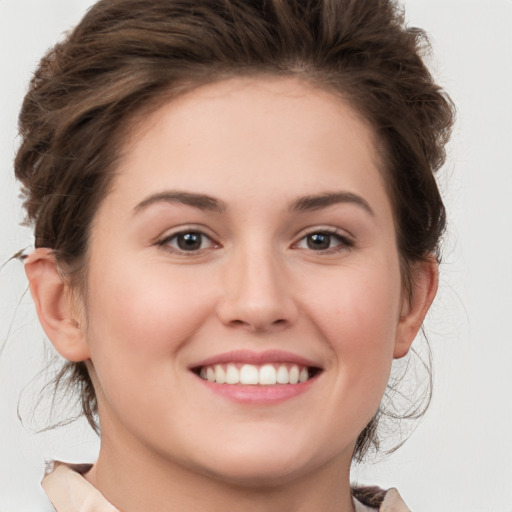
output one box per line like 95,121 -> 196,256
133,190 -> 374,217
133,191 -> 226,214
291,192 -> 375,216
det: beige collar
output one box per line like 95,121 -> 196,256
353,488 -> 410,512
43,461 -> 410,512
380,489 -> 411,512
43,461 -> 119,512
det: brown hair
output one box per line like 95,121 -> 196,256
15,0 -> 454,460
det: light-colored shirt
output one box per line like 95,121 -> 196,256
42,461 -> 411,512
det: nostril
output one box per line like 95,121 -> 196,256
216,264 -> 298,327
225,317 -> 289,332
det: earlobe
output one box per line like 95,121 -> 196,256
24,248 -> 90,362
394,257 -> 439,359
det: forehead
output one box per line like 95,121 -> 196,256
101,76 -> 391,223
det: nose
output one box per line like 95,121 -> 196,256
216,245 -> 299,333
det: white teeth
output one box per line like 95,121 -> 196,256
225,364 -> 240,384
199,362 -> 315,385
289,365 -> 300,384
276,365 -> 289,384
259,364 -> 277,385
214,364 -> 226,384
240,364 -> 259,384
206,367 -> 216,382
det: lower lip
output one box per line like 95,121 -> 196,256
196,376 -> 318,404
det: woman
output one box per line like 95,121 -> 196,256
14,0 -> 454,510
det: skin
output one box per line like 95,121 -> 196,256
25,77 -> 437,512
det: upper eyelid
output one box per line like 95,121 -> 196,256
155,224 -> 218,242
159,231 -> 215,245
156,231 -> 220,257
293,225 -> 354,241
291,227 -> 355,250
153,224 -> 354,246
296,232 -> 351,244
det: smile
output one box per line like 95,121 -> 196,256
196,363 -> 320,385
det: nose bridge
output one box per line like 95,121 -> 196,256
217,237 -> 297,331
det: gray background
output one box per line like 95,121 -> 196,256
1,1 -> 511,510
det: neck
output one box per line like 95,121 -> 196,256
86,432 -> 356,512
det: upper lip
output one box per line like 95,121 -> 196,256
188,350 -> 322,370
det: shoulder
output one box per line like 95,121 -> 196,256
352,486 -> 411,512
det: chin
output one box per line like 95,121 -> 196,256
202,460 -> 309,489
189,442 -> 338,490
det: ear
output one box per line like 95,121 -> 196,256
394,257 -> 438,359
25,248 -> 90,362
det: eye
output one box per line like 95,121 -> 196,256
295,231 -> 353,252
158,230 -> 217,253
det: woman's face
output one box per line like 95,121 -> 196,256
81,77 -> 410,484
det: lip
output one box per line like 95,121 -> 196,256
188,349 -> 321,369
189,350 -> 323,405
197,378 -> 318,404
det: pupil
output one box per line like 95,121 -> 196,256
178,232 -> 201,251
307,233 -> 330,250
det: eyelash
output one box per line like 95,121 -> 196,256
156,228 -> 354,256
293,228 -> 354,254
157,229 -> 218,255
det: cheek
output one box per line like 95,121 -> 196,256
306,256 -> 402,392
84,258 -> 215,367
81,260 -> 218,429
